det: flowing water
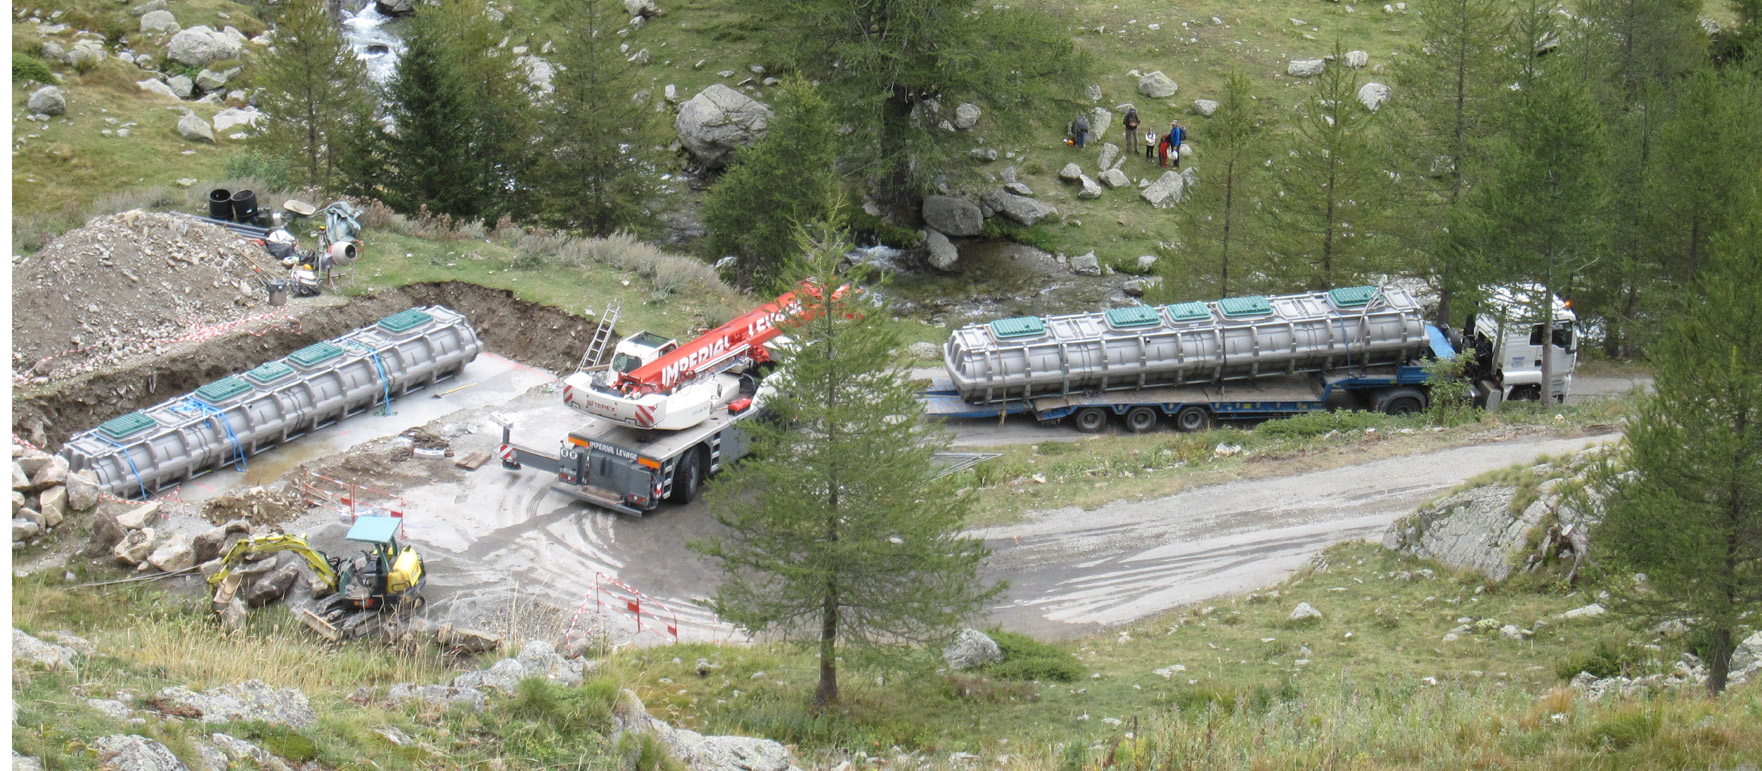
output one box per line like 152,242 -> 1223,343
338,3 -> 406,87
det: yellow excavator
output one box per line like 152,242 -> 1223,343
208,516 -> 425,640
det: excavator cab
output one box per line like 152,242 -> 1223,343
337,516 -> 424,610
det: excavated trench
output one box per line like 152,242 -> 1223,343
12,281 -> 610,450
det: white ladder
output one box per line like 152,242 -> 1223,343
575,303 -> 621,374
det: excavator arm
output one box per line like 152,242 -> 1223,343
207,534 -> 341,594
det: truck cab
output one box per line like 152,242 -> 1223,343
1462,285 -> 1580,404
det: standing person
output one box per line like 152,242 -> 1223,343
1157,129 -> 1171,167
1145,128 -> 1159,162
1123,108 -> 1141,156
1167,119 -> 1187,169
1071,112 -> 1091,148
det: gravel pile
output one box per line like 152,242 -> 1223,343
11,211 -> 283,380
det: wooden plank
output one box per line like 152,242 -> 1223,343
454,450 -> 492,470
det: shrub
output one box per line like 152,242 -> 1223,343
1555,638 -> 1644,681
1256,409 -> 1392,439
243,724 -> 319,762
618,731 -> 685,771
845,209 -> 921,249
223,151 -> 293,191
982,629 -> 1084,682
13,53 -> 54,84
979,217 -> 1058,252
1167,686 -> 1238,714
1584,708 -> 1661,750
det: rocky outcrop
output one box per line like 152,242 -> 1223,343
387,683 -> 487,712
451,640 -> 590,694
922,196 -> 982,237
943,628 -> 1003,670
674,85 -> 772,169
1068,252 -> 1102,276
93,736 -> 190,771
13,628 -> 79,671
152,680 -> 317,728
1383,451 -> 1603,581
615,689 -> 802,771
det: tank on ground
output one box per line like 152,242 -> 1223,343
60,306 -> 482,498
944,286 -> 1429,405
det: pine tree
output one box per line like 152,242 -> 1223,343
690,228 -> 1001,708
1165,73 -> 1263,299
1643,67 -> 1762,283
253,0 -> 379,193
701,78 -> 843,291
432,0 -> 534,223
1590,191 -> 1762,697
779,0 -> 1089,213
1262,42 -> 1390,290
531,0 -> 661,236
1386,0 -> 1512,325
384,10 -> 477,218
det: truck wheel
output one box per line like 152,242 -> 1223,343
669,448 -> 703,504
1374,387 -> 1427,416
1174,406 -> 1213,432
1072,407 -> 1109,433
1124,407 -> 1159,433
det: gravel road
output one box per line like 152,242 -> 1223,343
976,432 -> 1619,638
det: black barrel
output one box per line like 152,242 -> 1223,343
208,189 -> 234,221
230,189 -> 259,224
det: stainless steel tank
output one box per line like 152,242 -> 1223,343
61,306 -> 482,498
944,286 -> 1428,404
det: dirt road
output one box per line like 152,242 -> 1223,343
977,432 -> 1618,638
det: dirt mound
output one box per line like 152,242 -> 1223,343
202,485 -> 307,528
11,210 -> 283,380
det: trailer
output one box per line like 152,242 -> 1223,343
926,285 -> 1574,433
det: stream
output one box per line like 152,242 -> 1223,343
338,1 -> 406,87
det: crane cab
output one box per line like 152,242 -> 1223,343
608,332 -> 679,378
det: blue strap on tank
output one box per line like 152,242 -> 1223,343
95,435 -> 151,500
345,341 -> 395,416
183,398 -> 247,472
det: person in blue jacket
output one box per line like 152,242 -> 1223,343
1167,119 -> 1187,169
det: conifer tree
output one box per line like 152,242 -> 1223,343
1591,191 -> 1762,697
384,10 -> 477,218
1644,67 -> 1762,283
1262,42 -> 1389,290
691,228 -> 1001,708
253,0 -> 379,193
1166,74 -> 1263,299
701,78 -> 843,291
532,0 -> 660,236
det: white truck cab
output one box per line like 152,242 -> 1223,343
1462,285 -> 1579,404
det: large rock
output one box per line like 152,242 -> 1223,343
375,0 -> 416,14
207,734 -> 281,770
93,736 -> 190,771
66,40 -> 107,69
451,658 -> 531,694
1193,99 -> 1219,117
66,471 -> 101,511
924,229 -> 959,272
12,463 -> 31,491
1358,82 -> 1391,112
1069,252 -> 1102,276
943,628 -> 1003,670
623,0 -> 659,16
37,486 -> 67,528
1345,50 -> 1370,68
168,75 -> 196,100
982,190 -> 1057,226
167,26 -> 242,67
1077,175 -> 1103,199
1382,453 -> 1601,581
194,68 -> 231,92
27,87 -> 67,116
514,639 -> 588,685
114,528 -> 157,565
665,730 -> 797,771
1059,162 -> 1084,182
436,624 -> 502,653
387,683 -> 486,712
1140,170 -> 1186,208
953,103 -> 981,130
30,456 -> 69,490
1097,142 -> 1120,170
138,79 -> 179,100
1288,59 -> 1327,77
240,563 -> 299,605
1088,106 -> 1115,140
212,106 -> 261,132
140,9 -> 180,33
1138,71 -> 1179,98
117,502 -> 161,530
1099,168 -> 1131,188
153,680 -> 317,728
1289,602 -> 1324,622
674,85 -> 772,169
13,628 -> 78,671
922,195 -> 982,237
14,518 -> 42,542
1731,630 -> 1762,672
132,0 -> 168,16
178,112 -> 216,143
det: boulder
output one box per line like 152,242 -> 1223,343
140,9 -> 179,33
1193,99 -> 1219,117
178,112 -> 216,142
168,75 -> 195,99
14,518 -> 42,543
1357,82 -> 1391,112
152,680 -> 317,728
1059,162 -> 1084,182
970,147 -> 999,162
1088,106 -> 1115,140
953,103 -> 981,130
30,456 -> 69,490
628,48 -> 651,65
1123,277 -> 1161,297
212,106 -> 261,131
131,0 -> 168,16
1069,252 -> 1103,276
1077,175 -> 1103,199
12,463 -> 30,491
1731,630 -> 1762,672
191,527 -> 231,563
943,629 -> 1003,670
1557,603 -> 1606,621
1004,182 -> 1035,197
451,658 -> 527,694
674,85 -> 772,169
924,229 -> 959,272
1138,71 -> 1179,98
92,735 -> 190,771
117,502 -> 162,530
1086,83 -> 1104,102
167,26 -> 242,67
376,0 -> 416,14
13,628 -> 78,671
241,563 -> 298,605
37,486 -> 67,528
194,68 -> 230,92
1136,254 -> 1158,271
138,79 -> 179,100
436,624 -> 502,653
1289,602 -> 1324,622
11,491 -> 24,516
1099,168 -> 1131,188
624,0 -> 659,16
1383,455 -> 1600,582
1140,170 -> 1186,207
1097,143 -> 1120,170
66,471 -> 101,511
909,341 -> 942,360
43,630 -> 97,657
27,87 -> 67,116
514,639 -> 588,685
922,195 -> 983,237
1345,50 -> 1369,68
386,683 -> 486,712
18,506 -> 46,529
15,453 -> 54,478
208,733 -> 280,770
1288,59 -> 1327,77
114,528 -> 157,566
66,40 -> 107,69
665,730 -> 797,771
982,190 -> 1057,226
87,699 -> 133,719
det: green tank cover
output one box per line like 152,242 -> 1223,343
377,309 -> 435,333
288,341 -> 345,368
194,376 -> 252,402
97,412 -> 157,440
989,316 -> 1047,339
1218,295 -> 1273,318
1105,306 -> 1162,329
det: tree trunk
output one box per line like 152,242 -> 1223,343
1704,625 -> 1733,696
814,586 -> 839,706
1220,157 -> 1235,297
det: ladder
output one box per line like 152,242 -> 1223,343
575,303 -> 621,374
